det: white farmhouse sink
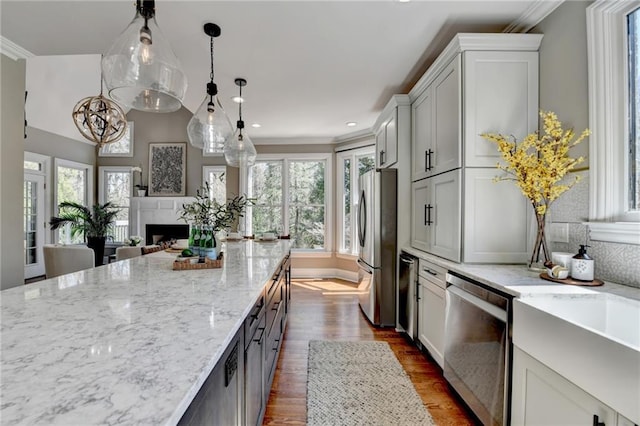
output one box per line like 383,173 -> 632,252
513,293 -> 640,423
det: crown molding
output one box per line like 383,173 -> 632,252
333,128 -> 374,144
251,136 -> 334,146
0,37 -> 34,60
504,0 -> 565,34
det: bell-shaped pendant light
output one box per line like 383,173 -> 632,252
102,0 -> 187,113
224,78 -> 257,167
187,23 -> 234,153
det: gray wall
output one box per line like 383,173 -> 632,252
25,127 -> 96,165
1,54 -> 26,289
97,107 -> 229,196
533,1 -> 640,287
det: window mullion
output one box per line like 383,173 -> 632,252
283,159 -> 289,235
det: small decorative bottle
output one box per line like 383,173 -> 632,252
571,245 -> 594,281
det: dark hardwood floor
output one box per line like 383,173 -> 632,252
263,279 -> 476,426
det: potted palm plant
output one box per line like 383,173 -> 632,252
49,201 -> 121,266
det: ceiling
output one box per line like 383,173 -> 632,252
0,1 -> 542,143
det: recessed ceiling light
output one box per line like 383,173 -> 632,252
346,122 -> 357,127
232,96 -> 244,103
251,123 -> 261,128
398,0 -> 411,3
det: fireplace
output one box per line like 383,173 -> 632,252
145,224 -> 189,245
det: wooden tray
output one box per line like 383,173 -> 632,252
540,272 -> 603,286
173,253 -> 223,270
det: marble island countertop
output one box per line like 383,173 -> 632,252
1,240 -> 291,425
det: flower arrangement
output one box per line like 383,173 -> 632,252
131,166 -> 147,191
178,182 -> 252,231
480,110 -> 590,267
124,235 -> 142,246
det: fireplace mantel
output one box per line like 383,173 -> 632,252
130,196 -> 195,242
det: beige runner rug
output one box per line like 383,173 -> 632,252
307,340 -> 435,426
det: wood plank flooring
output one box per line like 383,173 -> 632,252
263,279 -> 477,426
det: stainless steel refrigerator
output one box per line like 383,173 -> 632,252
357,168 -> 397,326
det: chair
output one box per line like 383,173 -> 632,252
43,244 -> 95,279
115,246 -> 142,262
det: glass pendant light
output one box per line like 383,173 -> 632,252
102,0 -> 186,112
187,23 -> 234,153
224,78 -> 257,167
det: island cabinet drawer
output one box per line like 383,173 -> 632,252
265,281 -> 283,337
244,293 -> 266,350
418,259 -> 447,289
264,299 -> 285,386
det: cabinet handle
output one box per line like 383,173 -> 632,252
592,415 -> 605,426
379,150 -> 385,165
426,204 -> 433,226
272,301 -> 281,311
426,149 -> 433,171
253,327 -> 265,344
416,283 -> 421,301
424,204 -> 428,226
423,268 -> 437,276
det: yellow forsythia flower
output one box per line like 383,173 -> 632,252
480,110 -> 589,217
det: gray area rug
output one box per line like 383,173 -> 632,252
307,340 -> 435,426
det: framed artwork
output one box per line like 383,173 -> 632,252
98,122 -> 134,157
148,143 -> 186,196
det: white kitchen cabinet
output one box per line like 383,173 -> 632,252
411,170 -> 461,262
408,33 -> 542,263
416,259 -> 446,368
512,347 -> 618,426
412,57 -> 461,181
374,95 -> 410,169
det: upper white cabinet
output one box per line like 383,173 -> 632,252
410,33 -> 542,182
374,95 -> 410,168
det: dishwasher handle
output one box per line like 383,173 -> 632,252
400,254 -> 415,266
447,285 -> 507,322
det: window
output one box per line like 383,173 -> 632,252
202,165 -> 226,204
247,154 -> 332,251
587,1 -> 640,244
98,122 -> 134,157
54,159 -> 93,244
99,166 -> 133,242
337,147 -> 376,255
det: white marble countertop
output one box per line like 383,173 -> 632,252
401,246 -> 640,300
1,240 -> 291,425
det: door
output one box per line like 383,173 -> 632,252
431,56 -> 461,177
411,179 -> 430,252
357,170 -> 375,267
384,110 -> 398,167
24,173 -> 46,279
430,170 -> 461,262
412,86 -> 433,181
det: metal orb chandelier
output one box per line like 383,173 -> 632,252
72,65 -> 127,148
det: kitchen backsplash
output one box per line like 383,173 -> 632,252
549,172 -> 640,288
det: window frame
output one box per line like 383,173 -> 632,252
202,165 -> 227,204
53,158 -> 94,244
98,121 -> 134,157
587,0 -> 640,244
245,153 -> 333,254
336,145 -> 376,256
98,166 -> 134,243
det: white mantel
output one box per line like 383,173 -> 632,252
130,196 -> 195,242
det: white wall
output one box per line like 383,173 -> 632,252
26,54 -> 100,144
1,54 -> 26,289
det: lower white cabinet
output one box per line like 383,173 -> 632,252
417,259 -> 446,368
512,347 -> 623,426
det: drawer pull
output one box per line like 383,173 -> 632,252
423,268 -> 438,276
253,327 -> 265,344
272,301 -> 281,311
592,415 -> 605,426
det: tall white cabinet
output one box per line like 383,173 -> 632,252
409,33 -> 542,263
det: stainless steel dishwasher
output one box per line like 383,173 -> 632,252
398,252 -> 418,341
444,271 -> 513,426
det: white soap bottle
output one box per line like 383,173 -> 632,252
571,245 -> 594,281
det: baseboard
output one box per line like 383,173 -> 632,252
291,268 -> 359,283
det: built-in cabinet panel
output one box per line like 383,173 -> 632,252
432,58 -> 461,175
411,170 -> 461,262
463,51 -> 539,168
512,347 -> 617,426
411,87 -> 432,181
416,258 -> 446,369
376,105 -> 399,168
463,168 -> 530,263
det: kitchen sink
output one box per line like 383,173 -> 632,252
513,292 -> 640,422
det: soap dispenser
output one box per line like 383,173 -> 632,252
571,245 -> 594,281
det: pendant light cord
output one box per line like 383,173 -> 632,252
209,36 -> 215,84
238,83 -> 243,121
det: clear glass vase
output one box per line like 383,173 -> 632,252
529,213 -> 550,270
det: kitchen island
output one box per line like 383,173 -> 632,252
1,240 -> 291,425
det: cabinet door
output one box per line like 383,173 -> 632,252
411,179 -> 430,252
375,126 -> 386,168
512,347 -> 616,426
384,110 -> 398,167
417,276 -> 445,368
411,87 -> 433,181
244,315 -> 265,426
431,56 -> 461,176
429,170 -> 461,262
463,51 -> 539,167
463,168 -> 529,263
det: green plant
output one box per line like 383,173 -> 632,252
49,201 -> 120,239
179,182 -> 252,231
